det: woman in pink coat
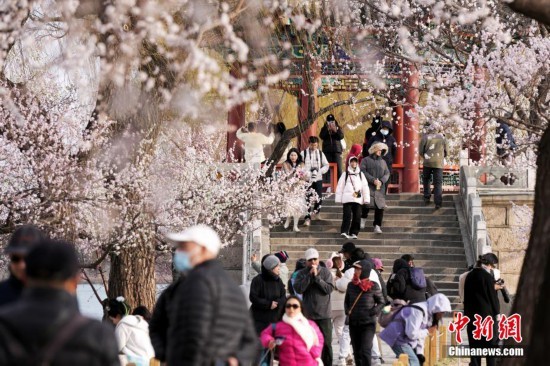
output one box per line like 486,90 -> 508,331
260,296 -> 324,366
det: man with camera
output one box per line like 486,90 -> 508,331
301,136 -> 329,226
463,253 -> 503,366
320,114 -> 345,179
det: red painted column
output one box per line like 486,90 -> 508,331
227,63 -> 245,162
298,67 -> 319,150
402,64 -> 420,193
469,66 -> 487,164
392,104 -> 404,166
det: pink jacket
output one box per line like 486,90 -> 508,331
260,320 -> 323,366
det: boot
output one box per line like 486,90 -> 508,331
293,216 -> 300,232
360,218 -> 366,229
284,217 -> 291,229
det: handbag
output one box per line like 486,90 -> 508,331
345,290 -> 365,325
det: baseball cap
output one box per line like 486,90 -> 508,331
305,248 -> 319,261
338,242 -> 356,254
166,225 -> 222,256
5,225 -> 44,255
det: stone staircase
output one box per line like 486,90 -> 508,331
270,194 -> 467,309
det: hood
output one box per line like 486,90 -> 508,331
368,142 -> 389,156
347,157 -> 360,174
379,120 -> 394,135
426,293 -> 451,316
119,314 -> 149,331
357,259 -> 373,279
392,258 -> 409,273
349,144 -> 362,157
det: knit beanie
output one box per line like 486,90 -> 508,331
274,250 -> 289,263
263,255 -> 280,271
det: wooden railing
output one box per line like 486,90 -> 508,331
392,326 -> 449,366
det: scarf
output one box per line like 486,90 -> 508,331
352,274 -> 374,292
282,313 -> 318,351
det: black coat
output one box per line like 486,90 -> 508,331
249,267 -> 287,335
150,278 -> 184,362
364,121 -> 397,170
0,287 -> 119,366
344,265 -> 385,326
320,122 -> 345,153
387,260 -> 426,304
167,260 -> 259,366
0,275 -> 24,308
464,268 -> 500,319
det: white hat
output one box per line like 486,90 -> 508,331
166,225 -> 222,256
305,248 -> 319,261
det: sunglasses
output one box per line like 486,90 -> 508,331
285,304 -> 300,309
10,255 -> 24,263
307,258 -> 318,262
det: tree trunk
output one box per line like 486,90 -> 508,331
502,127 -> 550,365
508,0 -> 550,26
108,243 -> 156,310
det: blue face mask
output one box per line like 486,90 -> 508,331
380,129 -> 389,136
174,251 -> 193,272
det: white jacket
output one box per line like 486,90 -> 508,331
236,128 -> 274,163
330,268 -> 346,311
115,315 -> 155,361
335,166 -> 370,205
300,148 -> 330,182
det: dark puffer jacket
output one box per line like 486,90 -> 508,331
320,121 -> 345,153
0,275 -> 24,307
387,259 -> 426,304
150,277 -> 184,362
344,262 -> 385,325
365,120 -> 398,170
167,259 -> 259,366
0,287 -> 119,366
249,264 -> 287,335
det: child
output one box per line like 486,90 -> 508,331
335,156 -> 370,239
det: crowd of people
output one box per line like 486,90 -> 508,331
237,114 -> 449,235
0,116 -> 514,366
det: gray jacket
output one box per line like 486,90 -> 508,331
360,155 -> 390,209
293,266 -> 334,320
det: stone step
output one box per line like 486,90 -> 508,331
270,238 -> 464,247
271,244 -> 466,255
317,207 -> 456,215
271,232 -> 463,241
282,250 -> 465,263
322,200 -> 455,208
323,194 -> 457,202
271,226 -> 461,234
315,213 -> 457,221
270,219 -> 460,227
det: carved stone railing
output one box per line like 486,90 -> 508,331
459,165 -> 535,264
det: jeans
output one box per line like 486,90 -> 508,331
349,323 -> 376,366
422,167 -> 443,206
361,205 -> 384,227
342,202 -> 362,235
314,318 -> 333,366
325,152 -> 343,178
306,180 -> 324,219
332,310 -> 351,359
391,344 -> 420,366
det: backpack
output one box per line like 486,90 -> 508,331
409,267 -> 427,290
379,300 -> 425,328
386,273 -> 403,300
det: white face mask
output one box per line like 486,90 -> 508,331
380,129 -> 389,136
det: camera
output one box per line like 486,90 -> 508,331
495,279 -> 511,303
353,191 -> 362,198
310,169 -> 318,180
